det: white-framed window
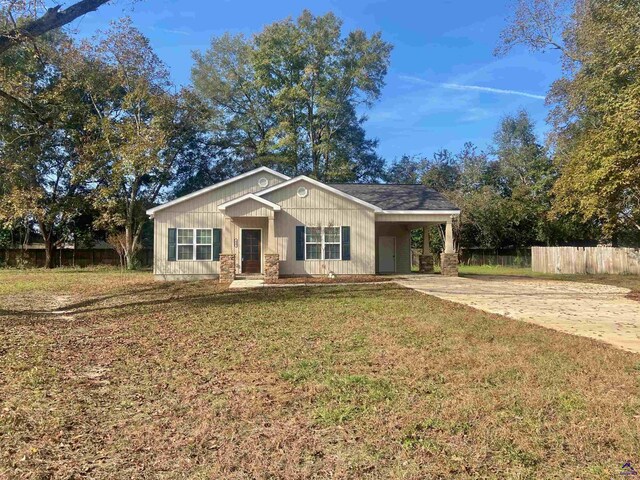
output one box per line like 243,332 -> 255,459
177,229 -> 194,260
305,227 -> 322,260
323,226 -> 341,260
304,226 -> 341,260
196,229 -> 212,260
177,228 -> 212,261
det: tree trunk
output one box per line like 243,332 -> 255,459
43,236 -> 55,269
39,222 -> 56,269
123,224 -> 144,270
123,225 -> 135,270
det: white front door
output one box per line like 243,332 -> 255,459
378,236 -> 396,273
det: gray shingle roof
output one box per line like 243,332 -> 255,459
327,183 -> 459,211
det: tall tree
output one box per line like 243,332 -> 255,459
385,155 -> 425,184
191,33 -> 275,173
499,0 -> 640,242
492,109 -> 554,197
73,19 -> 187,269
0,31 -> 90,267
192,10 -> 392,183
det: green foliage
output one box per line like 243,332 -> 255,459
0,228 -> 11,248
499,0 -> 640,244
69,19 -> 202,268
550,0 -> 640,240
393,113 -> 594,250
192,10 -> 392,182
0,28 -> 91,267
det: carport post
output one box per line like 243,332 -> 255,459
441,217 -> 458,276
444,220 -> 454,254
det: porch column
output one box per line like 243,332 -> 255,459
418,226 -> 434,273
267,212 -> 276,254
264,211 -> 280,283
444,219 -> 454,254
441,216 -> 458,276
219,216 -> 235,283
222,216 -> 233,253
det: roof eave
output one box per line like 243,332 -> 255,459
218,193 -> 282,212
378,209 -> 461,215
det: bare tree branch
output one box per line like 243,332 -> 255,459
0,0 -> 111,55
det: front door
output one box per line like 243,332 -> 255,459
241,229 -> 261,274
378,236 -> 396,273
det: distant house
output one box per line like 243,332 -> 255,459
147,167 -> 460,282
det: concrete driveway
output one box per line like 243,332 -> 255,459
395,275 -> 640,353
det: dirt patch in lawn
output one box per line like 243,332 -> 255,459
274,275 -> 391,285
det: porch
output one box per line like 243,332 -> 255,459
374,213 -> 458,276
217,194 -> 280,282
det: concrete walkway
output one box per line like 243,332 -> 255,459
395,275 -> 640,353
229,278 -> 265,289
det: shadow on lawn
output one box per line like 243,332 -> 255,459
0,283 -> 405,324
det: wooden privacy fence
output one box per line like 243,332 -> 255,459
410,248 -> 532,269
532,246 -> 640,275
0,248 -> 153,268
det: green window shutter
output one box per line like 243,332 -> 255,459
212,228 -> 222,261
168,228 -> 176,261
341,226 -> 351,260
296,226 -> 305,261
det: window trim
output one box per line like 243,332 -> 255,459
176,228 -> 214,261
323,226 -> 341,260
304,226 -> 342,261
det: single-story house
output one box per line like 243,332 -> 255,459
147,167 -> 460,282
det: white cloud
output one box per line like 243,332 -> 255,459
399,75 -> 545,100
440,83 -> 545,100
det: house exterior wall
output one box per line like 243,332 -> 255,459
152,171 -> 284,279
374,223 -> 412,274
262,180 -> 376,275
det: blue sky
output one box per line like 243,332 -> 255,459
74,0 -> 562,163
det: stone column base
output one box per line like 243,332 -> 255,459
219,254 -> 236,283
440,253 -> 459,276
418,254 -> 434,273
264,253 -> 280,283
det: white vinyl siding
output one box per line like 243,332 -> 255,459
152,170 -> 284,277
263,180 -> 376,275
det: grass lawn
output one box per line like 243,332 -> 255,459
1,268 -> 640,478
459,264 -> 640,299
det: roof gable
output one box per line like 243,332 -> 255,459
146,167 -> 289,216
257,176 -> 382,211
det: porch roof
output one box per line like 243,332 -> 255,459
218,193 -> 281,213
